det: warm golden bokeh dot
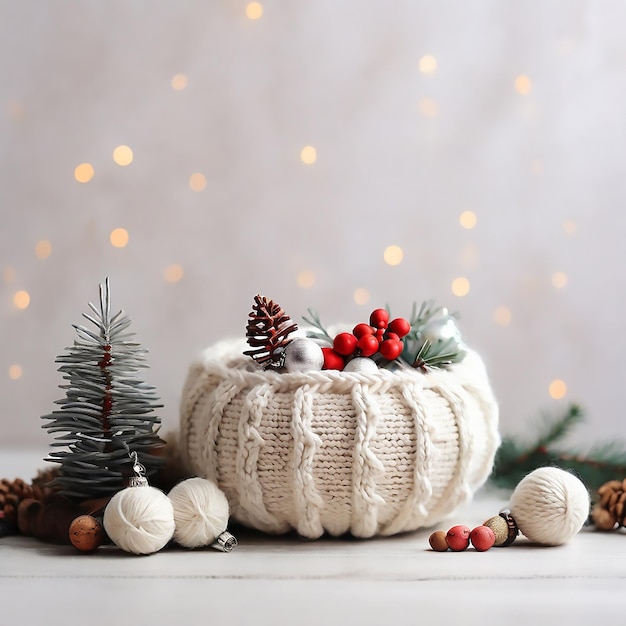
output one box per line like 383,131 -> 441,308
35,239 -> 52,260
297,269 -> 316,289
418,97 -> 439,117
451,277 -> 470,297
189,173 -> 207,192
460,244 -> 479,268
300,145 -> 317,165
552,271 -> 568,289
419,55 -> 437,74
164,264 -> 184,283
383,245 -> 404,266
515,74 -> 532,95
113,145 -> 133,166
563,220 -> 577,235
74,163 -> 94,183
171,74 -> 188,91
459,210 -> 477,229
353,288 -> 370,305
494,306 -> 512,326
3,266 -> 15,283
110,228 -> 129,248
13,290 -> 30,309
246,1 -> 263,19
8,364 -> 23,380
549,379 -> 567,400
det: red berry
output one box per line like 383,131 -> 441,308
321,347 -> 345,370
383,332 -> 400,342
374,328 -> 385,341
470,526 -> 496,552
333,332 -> 358,356
369,309 -> 389,329
379,339 -> 403,360
353,323 -> 374,339
446,525 -> 471,551
357,334 -> 379,357
388,317 -> 411,338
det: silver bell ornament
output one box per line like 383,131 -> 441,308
284,337 -> 324,373
418,309 -> 462,347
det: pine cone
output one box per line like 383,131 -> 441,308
31,466 -> 60,502
0,478 -> 34,528
244,295 -> 298,367
591,478 -> 626,530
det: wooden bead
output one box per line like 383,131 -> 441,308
483,515 -> 509,546
470,525 -> 496,551
445,525 -> 470,551
69,515 -> 105,552
428,530 -> 449,551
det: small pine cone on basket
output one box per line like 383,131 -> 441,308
591,478 -> 626,531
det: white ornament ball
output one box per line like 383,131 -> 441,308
420,312 -> 462,344
343,357 -> 378,374
168,477 -> 230,549
103,486 -> 175,555
509,467 -> 589,546
284,337 -> 324,373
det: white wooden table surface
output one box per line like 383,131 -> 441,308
1,449 -> 623,626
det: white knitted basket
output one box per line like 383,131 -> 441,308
180,337 -> 500,539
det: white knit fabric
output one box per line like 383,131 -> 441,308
179,338 -> 500,539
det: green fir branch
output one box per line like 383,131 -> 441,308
302,309 -> 333,344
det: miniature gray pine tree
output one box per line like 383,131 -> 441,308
41,278 -> 165,500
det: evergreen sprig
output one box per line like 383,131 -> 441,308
491,404 -> 626,492
302,309 -> 334,343
41,278 -> 165,501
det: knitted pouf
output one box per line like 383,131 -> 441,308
179,338 -> 500,539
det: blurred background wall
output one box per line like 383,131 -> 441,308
1,0 -> 625,449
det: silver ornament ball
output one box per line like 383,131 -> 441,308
284,337 -> 324,373
343,357 -> 378,374
419,313 -> 462,345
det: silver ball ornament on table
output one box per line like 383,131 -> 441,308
283,337 -> 324,373
343,357 -> 379,374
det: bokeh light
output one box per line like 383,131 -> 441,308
418,97 -> 438,117
552,271 -> 568,289
549,379 -> 567,399
74,163 -> 94,183
164,264 -> 184,283
35,239 -> 52,260
113,145 -> 133,166
8,364 -> 23,380
171,74 -> 188,91
563,220 -> 577,235
515,74 -> 532,95
13,290 -> 30,309
297,269 -> 316,288
110,228 -> 129,248
459,210 -> 477,229
353,288 -> 370,305
451,277 -> 470,297
383,245 -> 404,266
494,306 -> 512,326
246,2 -> 263,19
189,173 -> 207,191
300,146 -> 317,165
419,55 -> 437,74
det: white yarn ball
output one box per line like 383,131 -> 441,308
284,337 -> 324,373
343,357 -> 378,374
168,477 -> 230,549
509,467 -> 590,546
103,486 -> 175,555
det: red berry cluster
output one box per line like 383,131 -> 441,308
321,309 -> 411,370
429,524 -> 496,552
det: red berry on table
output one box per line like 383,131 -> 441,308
357,334 -> 379,357
378,339 -> 403,360
353,323 -> 374,339
321,347 -> 345,370
333,332 -> 358,356
446,525 -> 471,551
470,525 -> 496,552
369,308 -> 389,329
388,317 -> 411,338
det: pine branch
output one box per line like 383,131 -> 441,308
409,338 -> 467,370
490,404 -> 626,492
302,308 -> 333,344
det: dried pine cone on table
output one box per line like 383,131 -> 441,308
0,478 -> 34,535
591,478 -> 626,530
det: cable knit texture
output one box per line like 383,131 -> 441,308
179,338 -> 500,538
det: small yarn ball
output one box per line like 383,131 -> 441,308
428,530 -> 449,552
103,486 -> 175,555
343,357 -> 378,374
470,525 -> 495,552
168,477 -> 230,549
446,525 -> 470,551
284,337 -> 324,373
69,515 -> 105,553
509,467 -> 590,546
